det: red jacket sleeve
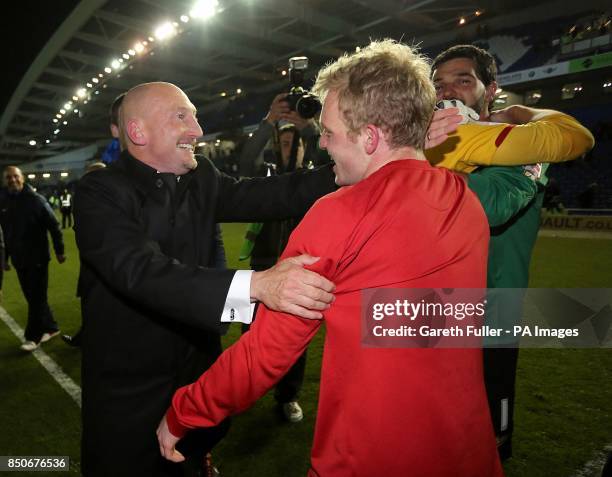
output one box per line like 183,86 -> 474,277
167,193 -> 349,437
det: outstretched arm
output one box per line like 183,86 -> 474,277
426,108 -> 594,172
158,194 -> 349,461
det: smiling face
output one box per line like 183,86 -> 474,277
432,57 -> 496,117
123,83 -> 203,174
318,90 -> 369,186
4,166 -> 24,193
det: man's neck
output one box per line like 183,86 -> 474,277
364,146 -> 424,179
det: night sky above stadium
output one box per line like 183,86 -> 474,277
1,0 -> 79,114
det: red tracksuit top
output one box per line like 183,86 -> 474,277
167,159 -> 503,477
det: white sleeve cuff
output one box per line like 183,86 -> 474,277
220,270 -> 256,324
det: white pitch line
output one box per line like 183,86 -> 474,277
571,444 -> 612,477
0,306 -> 81,408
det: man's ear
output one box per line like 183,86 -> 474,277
363,124 -> 380,155
484,80 -> 498,106
126,119 -> 147,146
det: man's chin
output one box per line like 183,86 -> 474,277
183,156 -> 198,171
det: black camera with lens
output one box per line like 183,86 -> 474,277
284,56 -> 321,119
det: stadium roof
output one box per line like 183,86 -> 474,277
0,0 -> 605,164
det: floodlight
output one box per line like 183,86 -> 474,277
60,109 -> 66,114
128,49 -> 136,56
61,172 -> 69,177
190,0 -> 219,20
28,174 -> 36,179
53,119 -> 58,123
105,67 -> 112,73
134,42 -> 145,53
42,173 -> 51,179
29,139 -> 37,146
154,22 -> 176,41
92,78 -> 99,83
180,15 -> 190,23
122,53 -> 130,60
77,88 -> 87,97
111,59 -> 121,69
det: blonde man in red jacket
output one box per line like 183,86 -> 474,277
158,40 -> 502,477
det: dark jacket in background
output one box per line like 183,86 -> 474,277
0,184 -> 64,269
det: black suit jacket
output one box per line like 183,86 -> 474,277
0,184 -> 64,269
74,151 -> 335,475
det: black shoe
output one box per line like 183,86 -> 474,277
182,452 -> 220,477
205,453 -> 220,477
62,334 -> 81,347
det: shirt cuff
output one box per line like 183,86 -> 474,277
165,406 -> 188,439
220,270 -> 256,324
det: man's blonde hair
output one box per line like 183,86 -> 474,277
312,39 -> 435,150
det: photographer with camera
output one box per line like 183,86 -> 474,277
235,57 -> 332,423
239,57 -> 328,177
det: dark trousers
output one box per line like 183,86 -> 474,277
16,264 -> 58,343
61,206 -> 72,229
82,411 -> 229,477
483,347 -> 519,460
82,357 -> 230,477
242,303 -> 306,403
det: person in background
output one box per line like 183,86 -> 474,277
59,188 -> 73,229
240,123 -> 311,423
101,92 -> 125,165
429,43 -> 594,460
0,166 -> 66,352
62,161 -> 107,347
238,93 -> 327,177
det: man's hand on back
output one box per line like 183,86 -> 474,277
425,107 -> 462,149
250,254 -> 335,320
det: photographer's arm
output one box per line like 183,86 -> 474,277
238,94 -> 290,176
